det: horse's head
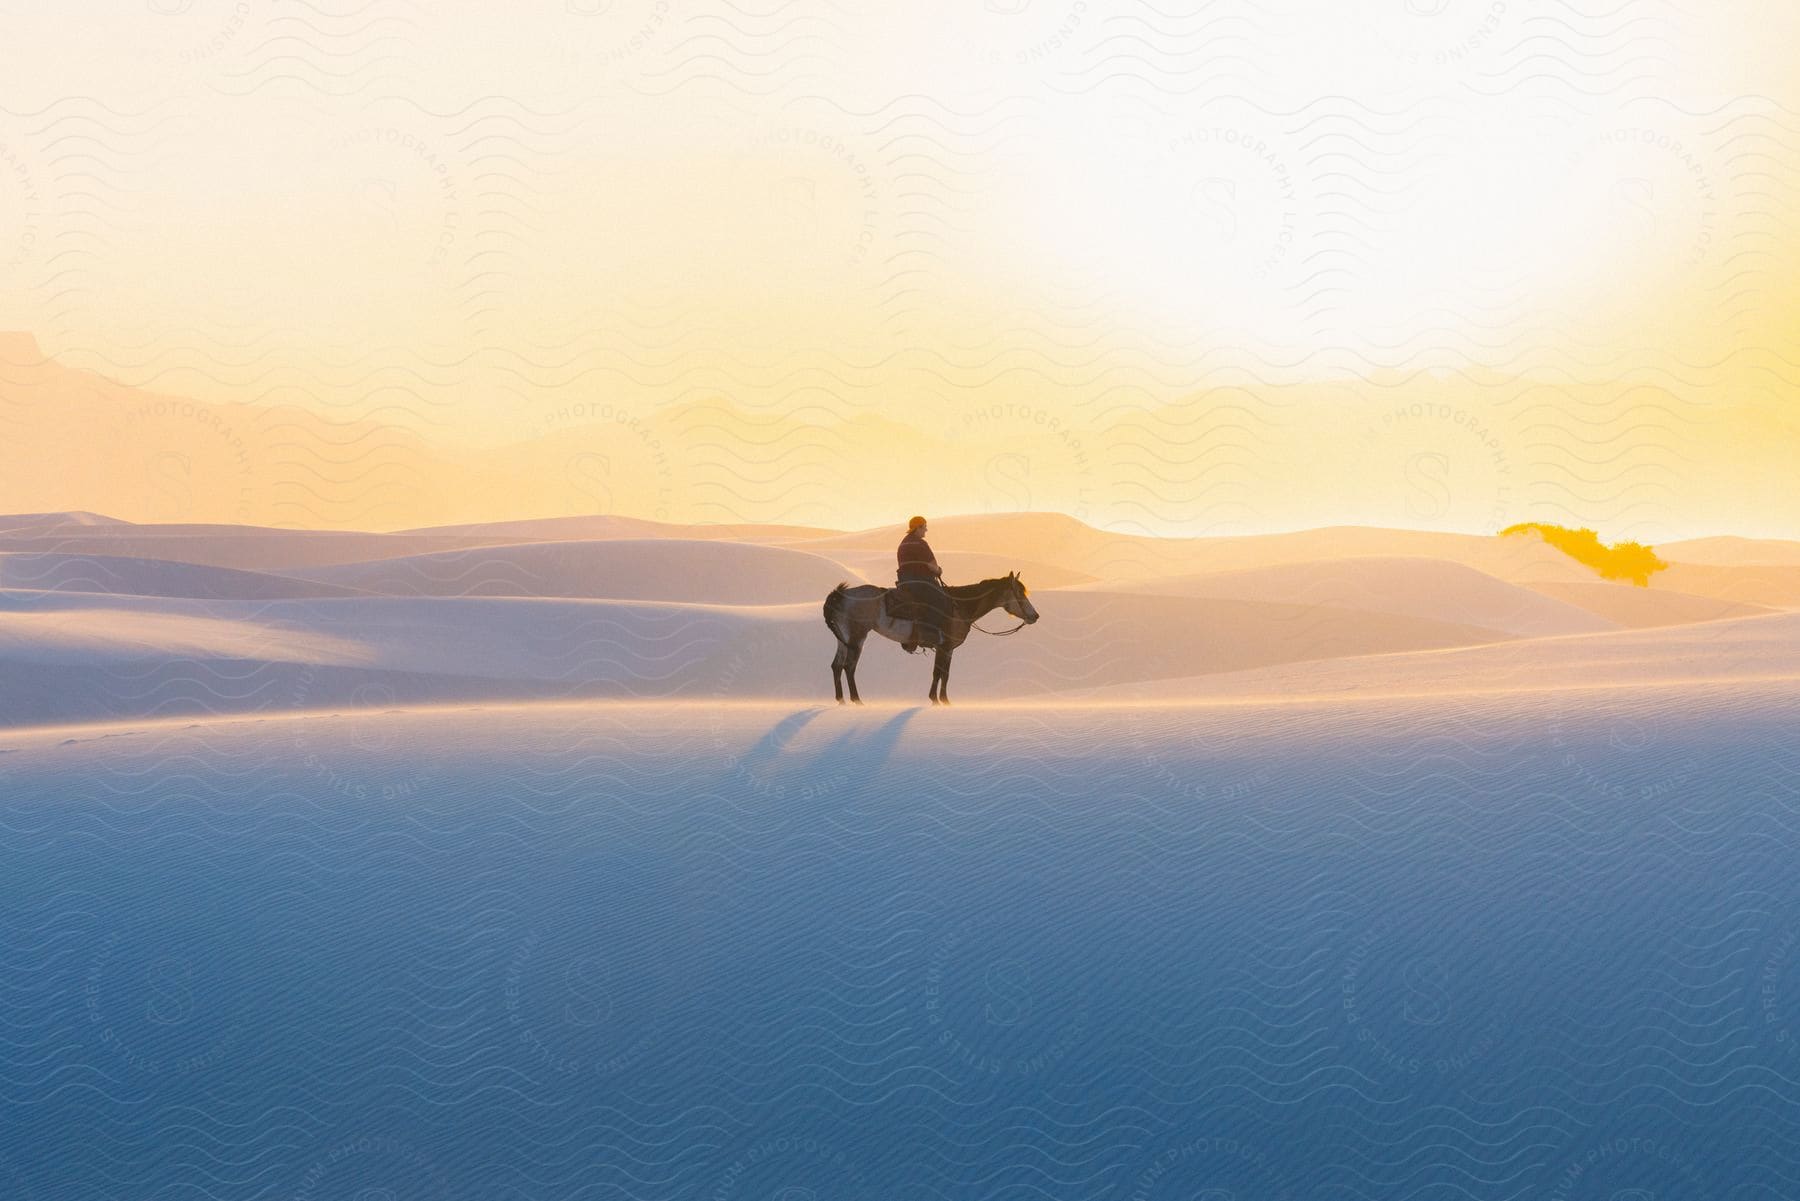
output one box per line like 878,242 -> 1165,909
1001,571 -> 1039,624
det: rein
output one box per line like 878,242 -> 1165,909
967,579 -> 1028,636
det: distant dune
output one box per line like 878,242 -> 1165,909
0,552 -> 368,600
0,599 -> 373,671
1072,611 -> 1800,702
1661,535 -> 1800,566
0,584 -> 1512,727
1651,562 -> 1800,608
289,539 -> 864,603
824,548 -> 1097,591
799,515 -> 1607,587
0,525 -> 490,572
0,511 -> 131,534
1076,556 -> 1615,638
398,515 -> 841,545
1,511 -> 1792,729
1526,580 -> 1772,629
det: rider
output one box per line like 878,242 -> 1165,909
896,515 -> 947,654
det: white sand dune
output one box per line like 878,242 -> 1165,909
1,511 -> 1790,730
1662,535 -> 1800,566
0,588 -> 799,727
1526,580 -> 1772,629
0,602 -> 372,668
1073,556 -> 1614,638
1071,610 -> 1800,702
398,515 -> 840,544
803,515 -> 1607,589
960,588 -> 1511,695
290,539 -> 865,602
0,552 -> 368,600
1650,562 -> 1800,609
0,579 -> 1516,727
825,548 -> 1097,591
0,511 -> 130,534
0,526 -> 507,572
1162,526 -> 1606,586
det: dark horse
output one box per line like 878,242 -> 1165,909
821,573 -> 1039,705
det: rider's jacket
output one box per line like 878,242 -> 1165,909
896,528 -> 942,584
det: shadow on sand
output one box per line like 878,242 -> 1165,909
805,707 -> 919,778
725,706 -> 921,798
734,707 -> 827,779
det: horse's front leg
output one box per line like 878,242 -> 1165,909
931,646 -> 952,705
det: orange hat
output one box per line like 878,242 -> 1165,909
908,515 -> 927,530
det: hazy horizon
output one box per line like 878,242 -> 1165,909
3,2 -> 1798,538
4,495 -> 1793,550
2,327 -> 1797,541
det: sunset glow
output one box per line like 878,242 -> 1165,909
1,1 -> 1796,538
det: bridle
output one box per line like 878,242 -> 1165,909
970,580 -> 1031,636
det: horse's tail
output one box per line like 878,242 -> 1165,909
823,582 -> 850,642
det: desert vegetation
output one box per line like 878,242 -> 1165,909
1501,522 -> 1669,586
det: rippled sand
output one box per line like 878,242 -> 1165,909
2,686 -> 1796,1197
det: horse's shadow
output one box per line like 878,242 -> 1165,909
735,707 -> 826,778
723,706 -> 920,799
806,707 -> 918,779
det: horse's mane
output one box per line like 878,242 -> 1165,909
942,576 -> 1012,600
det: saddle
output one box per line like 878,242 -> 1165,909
884,578 -> 951,652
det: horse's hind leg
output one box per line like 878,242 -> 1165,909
831,640 -> 848,704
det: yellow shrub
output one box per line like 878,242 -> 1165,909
1500,523 -> 1669,587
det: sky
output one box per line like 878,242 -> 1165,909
1,0 -> 1797,538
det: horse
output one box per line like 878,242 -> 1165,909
820,572 -> 1039,706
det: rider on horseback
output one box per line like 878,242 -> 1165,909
895,515 -> 949,654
